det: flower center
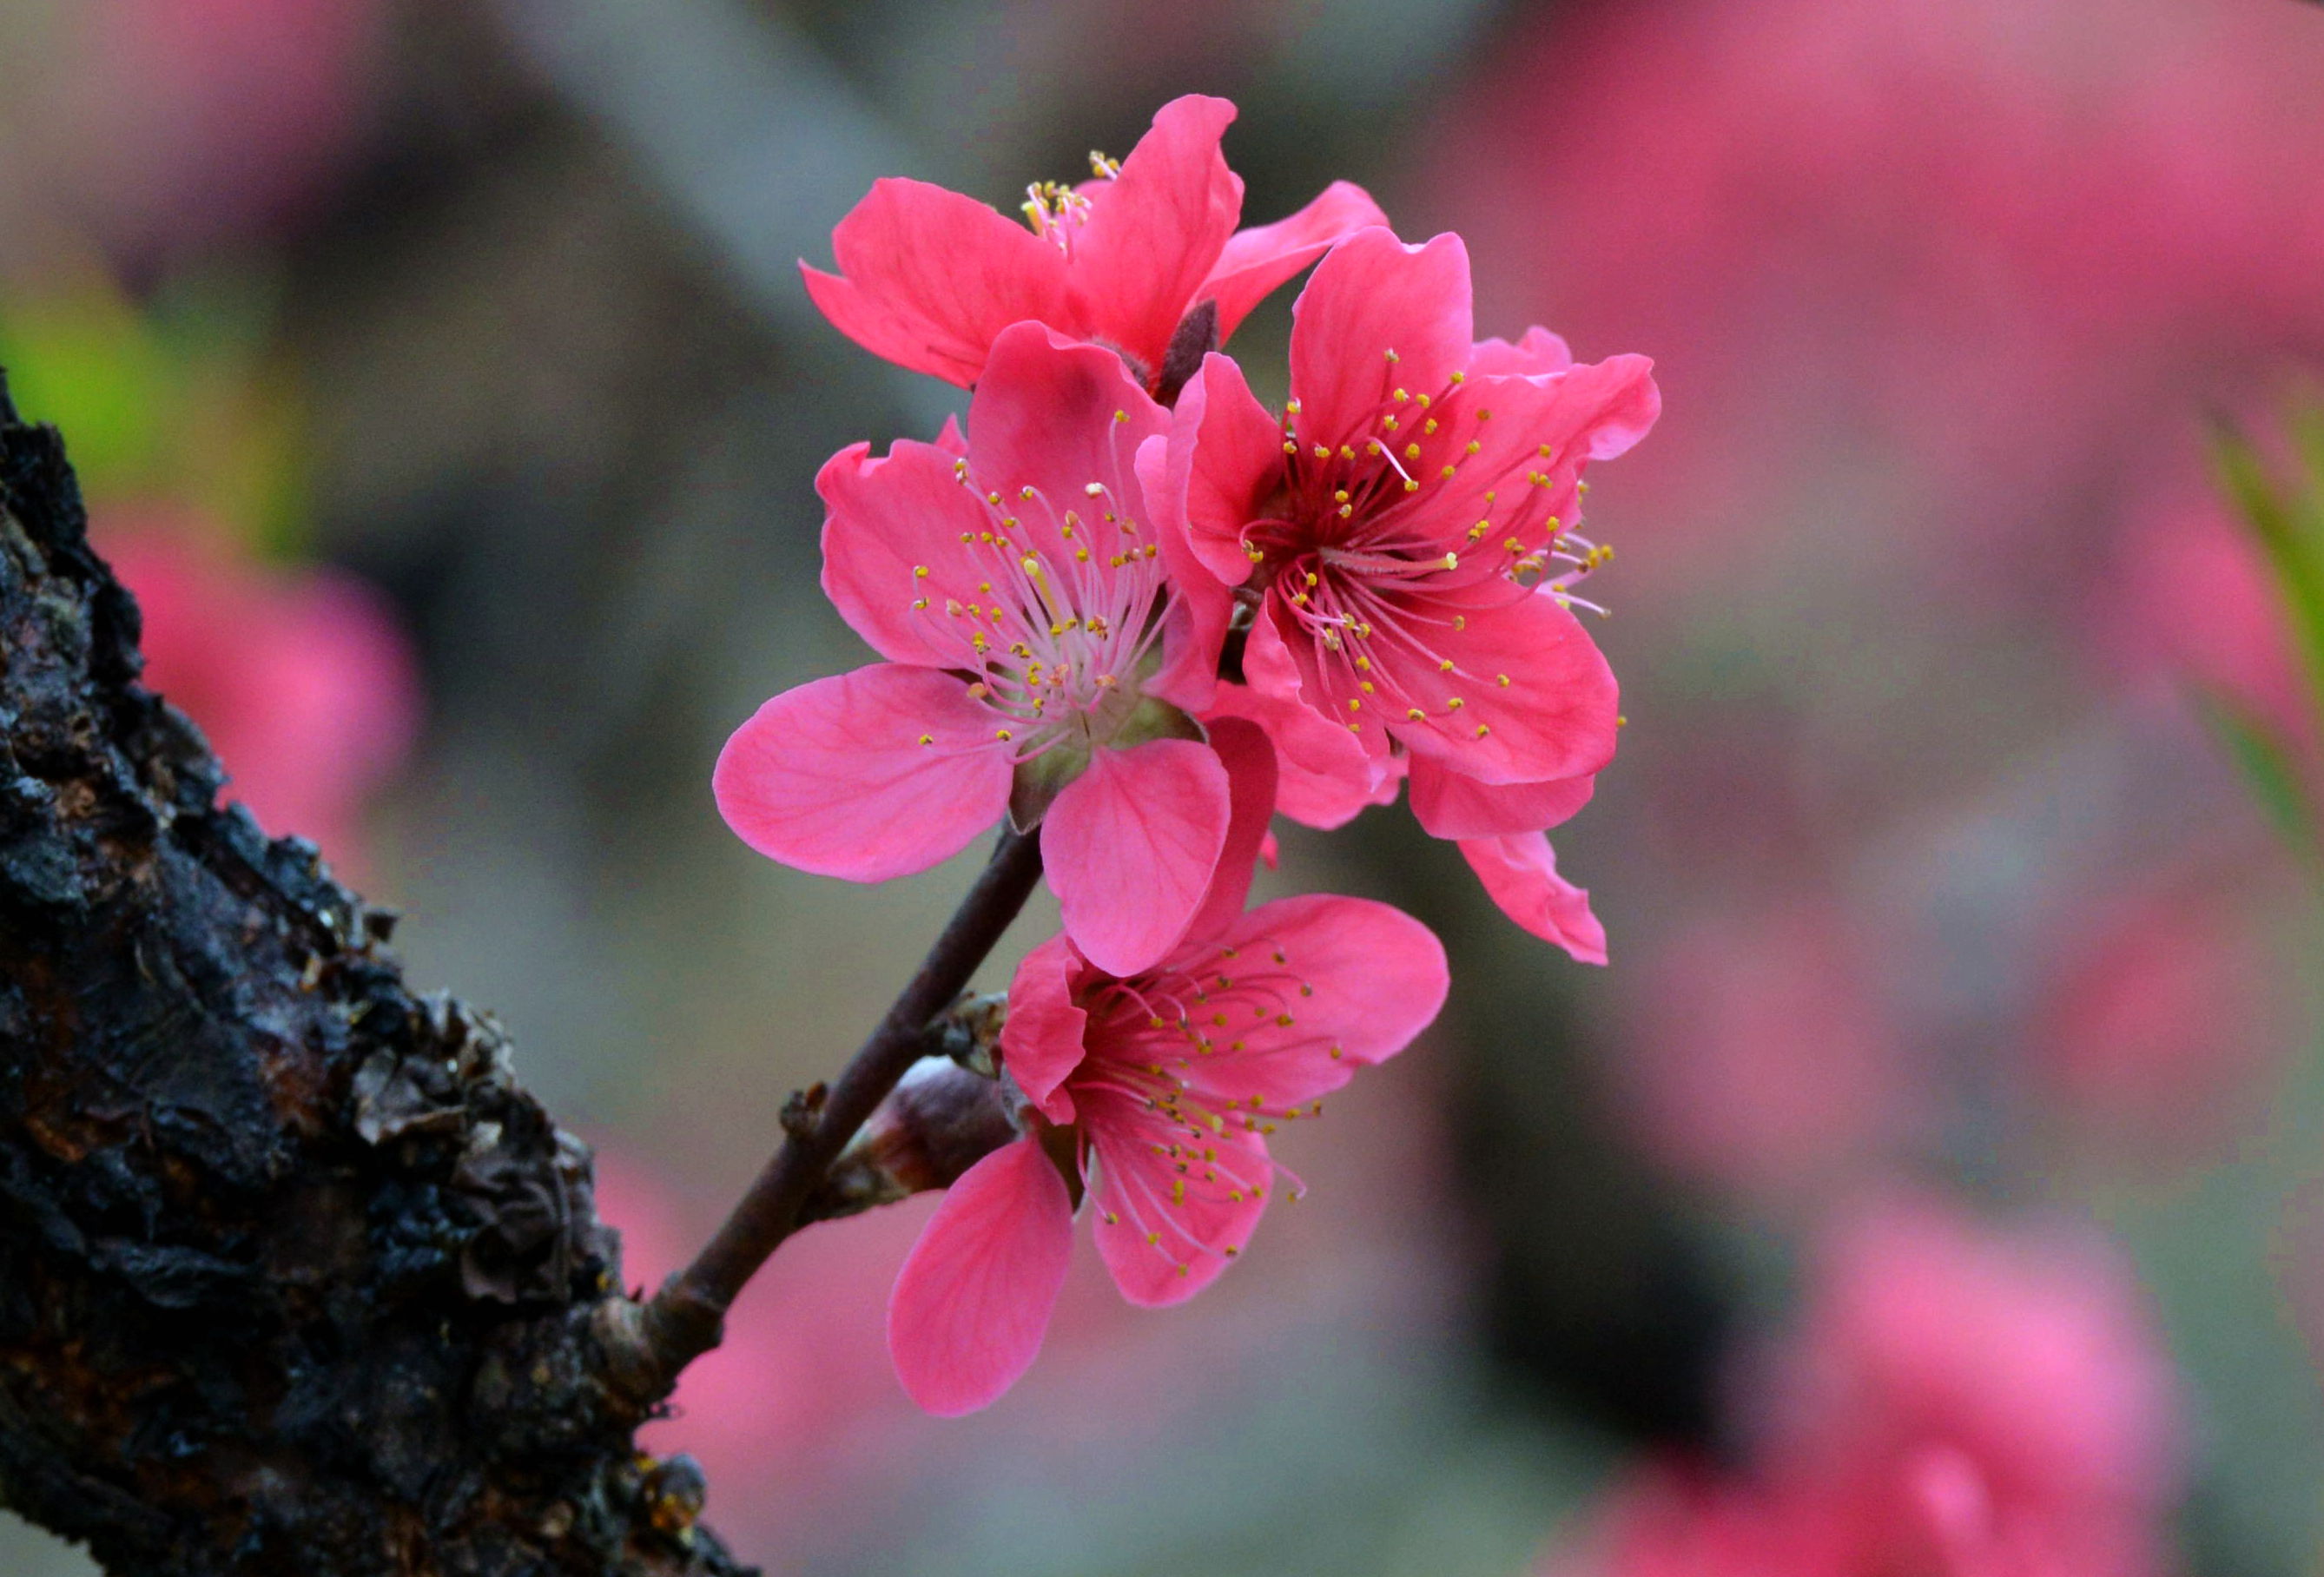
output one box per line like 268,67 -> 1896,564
912,439 -> 1173,764
1233,360 -> 1615,737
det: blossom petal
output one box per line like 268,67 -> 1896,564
1070,95 -> 1242,380
1138,427 -> 1234,715
888,1136 -> 1074,1415
818,439 -> 1002,667
1204,673 -> 1403,830
1289,228 -> 1474,455
1000,932 -> 1090,1125
1182,716 -> 1278,945
802,177 -> 1073,386
1380,584 -> 1621,785
1086,1098 -> 1270,1308
1210,617 -> 1406,828
971,322 -> 1172,511
1044,738 -> 1231,975
1175,894 -> 1449,1112
1460,831 -> 1607,963
1162,351 -> 1290,589
1201,180 -> 1391,344
713,664 -> 1011,882
1409,758 -> 1595,840
1467,326 -> 1575,377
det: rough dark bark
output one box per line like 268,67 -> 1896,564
0,378 -> 751,1574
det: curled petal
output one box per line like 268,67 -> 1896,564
1044,738 -> 1231,975
802,177 -> 1073,386
1000,933 -> 1090,1124
1461,831 -> 1607,963
1409,758 -> 1595,841
1162,351 -> 1290,590
1467,326 -> 1575,377
1202,180 -> 1391,344
888,1137 -> 1075,1415
713,664 -> 1012,882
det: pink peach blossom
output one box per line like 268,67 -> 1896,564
1555,1198 -> 2182,1577
99,511 -> 419,874
1619,901 -> 1908,1191
802,94 -> 1386,393
715,320 -> 1234,975
884,722 -> 1449,1414
1152,226 -> 1655,953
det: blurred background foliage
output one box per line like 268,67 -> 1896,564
3,0 -> 2324,1573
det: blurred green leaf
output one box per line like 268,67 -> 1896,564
2198,692 -> 2321,869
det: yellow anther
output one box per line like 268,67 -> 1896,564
1346,698 -> 1362,712
1447,696 -> 1465,710
1475,723 -> 1491,737
1312,444 -> 1331,459
1424,418 -> 1439,434
1406,706 -> 1425,721
917,734 -> 934,746
996,729 -> 1013,742
1441,551 -> 1460,570
1466,439 -> 1482,455
1394,387 -> 1410,403
1403,442 -> 1422,460
1497,673 -> 1511,686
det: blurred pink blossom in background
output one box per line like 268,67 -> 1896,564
99,511 -> 419,871
1617,898 -> 1911,1197
1556,1197 -> 2183,1577
23,0 -> 384,263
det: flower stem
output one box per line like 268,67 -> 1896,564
615,827 -> 1046,1397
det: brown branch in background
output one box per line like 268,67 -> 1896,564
607,832 -> 1045,1402
0,381 -> 760,1574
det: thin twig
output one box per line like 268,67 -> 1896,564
617,827 -> 1046,1395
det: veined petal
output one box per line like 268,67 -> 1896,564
1182,716 -> 1279,947
1410,758 -> 1595,840
1085,1092 -> 1270,1308
713,664 -> 1012,882
888,1137 -> 1075,1415
1071,95 -> 1242,381
1163,352 -> 1290,589
1175,894 -> 1448,1112
1202,180 -> 1390,344
1001,932 -> 1091,1125
1461,831 -> 1608,964
803,177 -> 1074,386
1381,584 -> 1620,785
1044,738 -> 1231,975
1289,228 -> 1474,455
819,439 -> 1008,667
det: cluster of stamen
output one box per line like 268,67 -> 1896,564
1240,352 -> 1614,741
1020,150 -> 1121,255
910,414 -> 1170,760
1072,941 -> 1341,1276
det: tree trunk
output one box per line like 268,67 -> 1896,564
0,379 -> 750,1574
